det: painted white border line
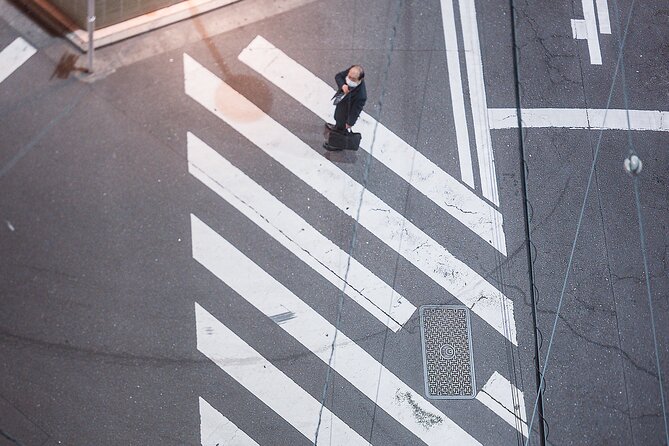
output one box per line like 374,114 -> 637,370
187,132 -> 415,331
458,0 -> 500,206
0,37 -> 37,84
488,108 -> 669,132
199,396 -> 259,446
595,0 -> 612,34
184,52 -> 517,345
238,35 -> 507,256
192,215 -> 481,446
476,372 -> 528,438
195,302 -> 371,445
439,0 -> 475,188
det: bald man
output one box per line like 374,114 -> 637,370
326,65 -> 367,131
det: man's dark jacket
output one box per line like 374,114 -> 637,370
334,69 -> 367,127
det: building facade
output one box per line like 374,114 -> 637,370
47,0 -> 183,28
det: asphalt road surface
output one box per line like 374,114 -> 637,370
0,0 -> 667,445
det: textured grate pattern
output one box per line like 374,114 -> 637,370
420,305 -> 476,399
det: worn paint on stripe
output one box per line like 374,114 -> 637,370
184,53 -> 517,345
238,36 -> 507,256
476,372 -> 528,438
0,37 -> 36,84
195,302 -> 371,445
488,108 -> 669,132
458,0 -> 500,206
187,132 -> 414,331
199,397 -> 260,446
192,215 -> 481,446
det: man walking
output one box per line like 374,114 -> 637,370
326,65 -> 367,132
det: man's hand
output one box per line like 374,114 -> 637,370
342,84 -> 350,94
345,123 -> 351,129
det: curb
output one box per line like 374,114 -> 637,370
29,0 -> 240,51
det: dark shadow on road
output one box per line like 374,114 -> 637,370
189,4 -> 273,115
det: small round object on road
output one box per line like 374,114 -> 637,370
624,155 -> 643,176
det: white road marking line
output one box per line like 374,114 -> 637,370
457,0 -> 500,206
199,396 -> 260,446
191,215 -> 482,446
184,53 -> 517,345
0,37 -> 37,84
238,36 -> 508,256
595,0 -> 611,34
488,107 -> 669,132
187,132 -> 414,331
439,0 -> 475,188
476,372 -> 528,438
571,0 -> 602,65
195,302 -> 371,446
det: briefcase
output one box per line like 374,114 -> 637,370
323,128 -> 361,151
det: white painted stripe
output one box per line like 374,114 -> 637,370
187,132 -> 414,331
476,372 -> 528,438
184,53 -> 517,345
439,0 -> 475,188
238,35 -> 507,256
195,302 -> 371,445
595,0 -> 611,34
571,0 -> 602,65
458,0 -> 500,206
199,396 -> 259,446
0,37 -> 37,84
488,107 -> 669,132
571,19 -> 587,41
192,215 -> 481,446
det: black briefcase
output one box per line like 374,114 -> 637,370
324,128 -> 361,151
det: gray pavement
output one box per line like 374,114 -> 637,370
0,0 -> 667,445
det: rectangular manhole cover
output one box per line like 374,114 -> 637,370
419,305 -> 476,399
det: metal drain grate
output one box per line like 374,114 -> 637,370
420,305 -> 476,399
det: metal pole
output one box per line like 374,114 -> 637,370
87,0 -> 95,73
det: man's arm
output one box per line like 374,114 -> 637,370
335,70 -> 347,89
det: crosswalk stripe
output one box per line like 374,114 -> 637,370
199,396 -> 260,446
187,132 -> 414,331
195,301 -> 371,446
0,37 -> 37,84
184,53 -> 517,346
191,215 -> 482,446
476,372 -> 528,438
237,35 -> 507,256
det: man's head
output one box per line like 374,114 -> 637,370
347,65 -> 365,83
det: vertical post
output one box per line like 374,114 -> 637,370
87,0 -> 95,73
